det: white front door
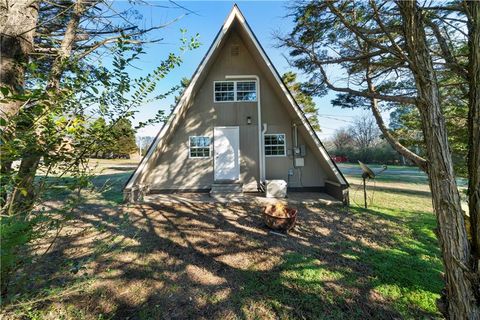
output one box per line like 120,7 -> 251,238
214,126 -> 240,181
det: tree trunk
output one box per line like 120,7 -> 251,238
0,0 -> 39,119
397,1 -> 480,318
10,155 -> 41,213
46,0 -> 86,90
0,0 -> 39,205
8,0 -> 86,213
467,0 -> 480,273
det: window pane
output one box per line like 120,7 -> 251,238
201,148 -> 210,157
190,137 -> 197,147
215,82 -> 234,91
237,92 -> 257,101
237,81 -> 256,91
215,92 -> 234,101
191,148 -> 210,158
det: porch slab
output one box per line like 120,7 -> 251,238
143,192 -> 341,206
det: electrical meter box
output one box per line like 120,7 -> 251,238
292,145 -> 306,157
299,145 -> 306,156
266,180 -> 287,198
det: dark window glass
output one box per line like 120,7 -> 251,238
214,82 -> 235,101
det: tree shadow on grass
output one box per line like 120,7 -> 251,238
105,166 -> 137,172
366,185 -> 432,198
4,194 -> 443,319
40,171 -> 132,205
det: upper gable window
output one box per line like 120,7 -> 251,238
214,81 -> 257,102
236,81 -> 257,101
214,81 -> 235,102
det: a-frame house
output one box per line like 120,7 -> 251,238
124,4 -> 349,203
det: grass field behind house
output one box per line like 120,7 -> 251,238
2,160 -> 446,319
338,163 -> 442,317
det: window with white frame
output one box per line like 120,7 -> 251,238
236,81 -> 257,101
264,134 -> 286,156
214,81 -> 235,102
189,136 -> 211,158
214,81 -> 257,102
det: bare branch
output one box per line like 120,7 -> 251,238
365,62 -> 428,170
426,19 -> 468,79
318,65 -> 415,104
369,0 -> 412,65
74,13 -> 184,60
420,4 -> 464,12
75,37 -> 162,60
282,38 -> 387,65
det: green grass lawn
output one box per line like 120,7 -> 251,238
3,160 -> 445,319
340,163 -> 442,317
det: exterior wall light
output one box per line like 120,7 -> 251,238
247,116 -> 252,125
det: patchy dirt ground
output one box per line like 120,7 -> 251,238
3,197 -> 441,319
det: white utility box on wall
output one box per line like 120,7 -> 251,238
295,157 -> 305,167
266,180 -> 287,198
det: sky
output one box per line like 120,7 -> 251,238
111,1 -> 373,139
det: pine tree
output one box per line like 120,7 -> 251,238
111,118 -> 137,156
282,72 -> 320,131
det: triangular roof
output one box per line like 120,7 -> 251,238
125,4 -> 348,190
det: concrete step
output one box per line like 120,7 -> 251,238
209,194 -> 246,202
210,183 -> 243,195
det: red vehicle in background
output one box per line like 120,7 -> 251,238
332,155 -> 348,163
